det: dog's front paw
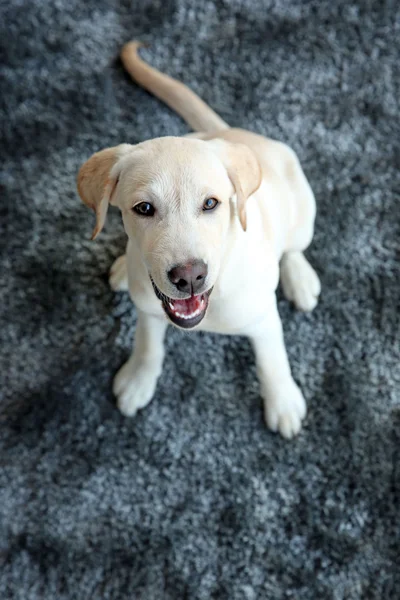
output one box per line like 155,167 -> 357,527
113,360 -> 159,417
109,254 -> 129,292
263,380 -> 307,439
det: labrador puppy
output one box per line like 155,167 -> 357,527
77,42 -> 321,439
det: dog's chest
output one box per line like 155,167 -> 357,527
197,239 -> 280,336
197,284 -> 273,335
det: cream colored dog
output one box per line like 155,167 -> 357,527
77,42 -> 321,439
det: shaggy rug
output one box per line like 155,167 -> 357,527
1,1 -> 399,598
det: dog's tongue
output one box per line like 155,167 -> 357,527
170,294 -> 203,316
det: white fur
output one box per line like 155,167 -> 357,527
78,43 -> 321,439
106,132 -> 320,439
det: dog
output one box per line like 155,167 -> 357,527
77,41 -> 321,439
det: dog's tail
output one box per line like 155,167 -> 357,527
120,41 -> 229,133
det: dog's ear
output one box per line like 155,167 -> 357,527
77,144 -> 133,239
208,140 -> 262,231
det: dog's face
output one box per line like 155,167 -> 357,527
116,138 -> 233,328
77,137 -> 261,329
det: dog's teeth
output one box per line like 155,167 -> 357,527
173,306 -> 205,320
168,302 -> 174,309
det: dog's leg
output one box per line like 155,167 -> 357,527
109,254 -> 129,292
113,311 -> 167,416
280,251 -> 321,311
249,298 -> 306,439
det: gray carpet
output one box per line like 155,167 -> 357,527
1,1 -> 399,598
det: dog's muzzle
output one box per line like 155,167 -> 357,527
150,277 -> 213,329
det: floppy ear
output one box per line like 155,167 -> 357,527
77,144 -> 133,239
208,140 -> 262,231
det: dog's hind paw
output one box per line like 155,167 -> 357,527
280,251 -> 320,312
109,254 -> 129,292
263,380 -> 307,439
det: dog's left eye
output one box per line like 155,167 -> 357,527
203,198 -> 219,211
133,202 -> 155,217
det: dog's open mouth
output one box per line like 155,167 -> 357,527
151,279 -> 212,329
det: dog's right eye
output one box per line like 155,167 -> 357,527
133,202 -> 155,217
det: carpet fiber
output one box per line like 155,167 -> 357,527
1,1 -> 399,598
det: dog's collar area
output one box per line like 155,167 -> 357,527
150,277 -> 212,329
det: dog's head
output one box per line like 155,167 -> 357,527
77,137 -> 261,329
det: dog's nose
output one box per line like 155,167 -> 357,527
168,260 -> 208,294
